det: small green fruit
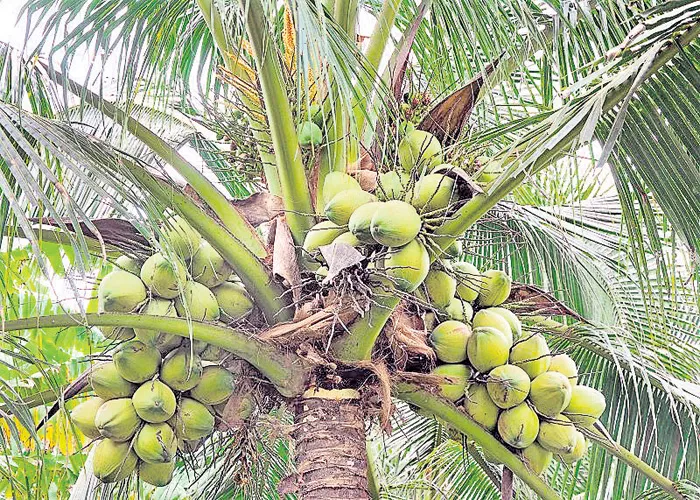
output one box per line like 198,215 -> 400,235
453,262 -> 482,302
325,190 -> 376,225
497,402 -> 539,449
422,268 -> 457,309
477,269 -> 512,306
333,231 -> 362,247
115,255 -> 143,275
139,460 -> 176,487
487,307 -> 522,341
430,320 -> 471,363
537,414 -> 578,454
560,431 -> 587,464
169,397 -> 215,441
381,239 -> 430,292
348,202 -> 384,243
509,333 -> 551,379
521,442 -> 552,475
431,364 -> 471,402
548,354 -> 578,385
160,347 -> 204,392
132,379 -> 177,423
370,200 -> 422,247
92,439 -> 138,483
464,383 -> 499,431
444,297 -> 474,322
322,172 -> 362,205
411,173 -> 455,213
133,298 -> 182,353
487,364 -> 530,409
298,121 -> 322,148
303,221 -> 346,254
376,171 -> 409,200
90,362 -> 137,400
472,309 -> 513,346
191,241 -> 232,288
211,282 -> 254,321
174,281 -> 220,321
113,340 -> 161,383
444,239 -> 463,260
467,327 -> 510,373
98,270 -> 147,313
159,215 -> 202,260
70,397 -> 105,439
189,365 -> 236,405
94,398 -> 141,441
140,253 -> 187,299
134,422 -> 177,463
529,371 -> 572,417
398,130 -> 442,171
563,386 -> 606,426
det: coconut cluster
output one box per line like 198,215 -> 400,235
71,216 -> 256,486
426,269 -> 606,475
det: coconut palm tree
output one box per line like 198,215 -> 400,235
0,0 -> 698,498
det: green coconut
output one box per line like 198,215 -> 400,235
115,255 -> 143,275
134,422 -> 178,463
444,297 -> 474,322
132,379 -> 177,423
140,253 -> 187,299
160,347 -> 204,392
133,298 -> 182,353
560,431 -> 587,464
348,201 -> 384,243
333,231 -> 362,247
521,442 -> 553,475
467,327 -> 510,373
70,397 -> 105,439
548,354 -> 579,385
398,130 -> 443,172
381,239 -> 430,292
487,307 -> 522,341
211,282 -> 254,321
303,221 -> 346,254
113,340 -> 162,383
174,281 -> 220,321
322,171 -> 363,205
398,121 -> 416,136
472,309 -> 513,346
430,320 -> 471,363
169,397 -> 215,441
453,262 -> 482,302
298,121 -> 322,148
509,333 -> 552,379
422,268 -> 457,309
376,171 -> 409,201
431,364 -> 471,402
139,460 -> 176,487
94,398 -> 141,441
189,365 -> 236,405
477,269 -> 512,306
370,200 -> 422,247
444,239 -> 463,260
497,402 -> 539,449
537,414 -> 578,455
410,173 -> 456,213
159,215 -> 202,260
92,439 -> 138,483
324,189 -> 376,226
98,270 -> 147,313
486,364 -> 531,409
90,362 -> 137,400
563,386 -> 606,426
464,383 -> 500,431
529,371 -> 572,417
191,241 -> 232,288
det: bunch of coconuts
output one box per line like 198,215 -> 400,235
69,216 -> 256,486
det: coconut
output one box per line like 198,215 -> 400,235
509,333 -> 552,379
92,439 -> 138,483
487,307 -> 522,341
298,121 -> 322,148
134,298 -> 182,353
410,173 -> 456,213
563,386 -> 606,426
134,422 -> 178,463
370,200 -> 422,247
537,415 -> 578,454
98,270 -> 147,313
211,282 -> 254,321
398,130 -> 443,171
376,171 -> 408,201
444,297 -> 474,322
140,253 -> 187,299
113,340 -> 162,383
453,262 -> 482,302
464,383 -> 500,431
139,460 -> 175,487
431,364 -> 471,402
90,362 -> 137,400
348,202 -> 384,243
467,327 -> 510,373
160,347 -> 204,392
529,371 -> 572,417
497,402 -> 539,449
548,354 -> 579,385
189,365 -> 236,405
487,364 -> 531,409
94,398 -> 141,441
381,239 -> 430,292
169,397 -> 215,440
159,215 -> 202,260
333,231 -> 362,247
521,442 -> 552,475
174,281 -> 220,321
472,309 -> 513,346
132,379 -> 177,423
422,268 -> 457,309
70,397 -> 105,439
201,344 -> 225,362
477,269 -> 512,306
324,189 -> 376,226
302,221 -> 346,254
101,326 -> 136,341
430,320 -> 471,363
322,171 -> 362,205
191,241 -> 232,288
115,255 -> 143,275
444,239 -> 463,260
560,431 -> 587,464
399,121 -> 415,136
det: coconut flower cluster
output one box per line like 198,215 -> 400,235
70,216 -> 256,486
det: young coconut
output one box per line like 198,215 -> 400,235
431,364 -> 471,402
189,365 -> 236,405
477,269 -> 512,306
132,379 -> 177,423
563,385 -> 606,426
98,270 -> 147,313
190,241 -> 232,288
160,347 -> 204,392
324,189 -> 376,225
70,397 -> 105,439
430,320 -> 472,363
134,298 -> 182,353
548,354 -> 579,385
134,422 -> 178,463
560,431 -> 587,464
370,200 -> 422,247
92,439 -> 138,483
398,130 -> 443,171
159,215 -> 202,260
169,397 -> 215,440
376,171 -> 409,200
410,173 -> 456,213
113,340 -> 161,383
333,231 -> 362,247
115,255 -> 143,275
381,239 -> 430,292
94,398 -> 141,441
348,201 -> 384,243
139,460 -> 176,487
486,364 -> 531,409
529,371 -> 573,417
472,309 -> 513,346
302,221 -> 346,255
444,297 -> 474,322
509,333 -> 552,379
497,402 -> 539,449
467,327 -> 510,373
322,171 -> 362,205
90,362 -> 137,400
174,281 -> 220,321
140,253 -> 187,299
521,442 -> 553,475
444,239 -> 463,260
485,307 -> 522,341
211,282 -> 254,321
464,383 -> 500,431
537,414 -> 578,454
453,262 -> 482,302
422,268 -> 457,309
298,121 -> 322,148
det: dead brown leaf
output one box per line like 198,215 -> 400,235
272,217 -> 302,303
